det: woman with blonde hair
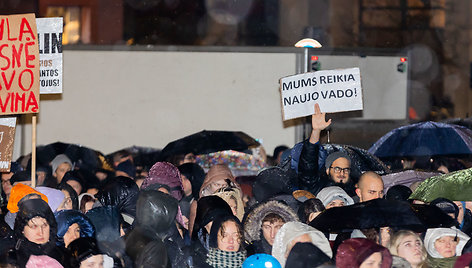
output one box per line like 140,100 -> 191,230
389,230 -> 427,268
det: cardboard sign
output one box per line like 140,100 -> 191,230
279,68 -> 363,120
0,13 -> 40,115
0,117 -> 16,172
37,17 -> 63,94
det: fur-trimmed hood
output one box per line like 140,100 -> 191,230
243,200 -> 298,242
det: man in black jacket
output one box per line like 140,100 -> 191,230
298,103 -> 356,196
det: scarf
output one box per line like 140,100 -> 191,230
426,254 -> 457,268
206,248 -> 246,268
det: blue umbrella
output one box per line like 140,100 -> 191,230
368,121 -> 472,158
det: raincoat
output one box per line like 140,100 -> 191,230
54,210 -> 95,247
336,238 -> 393,268
424,227 -> 470,267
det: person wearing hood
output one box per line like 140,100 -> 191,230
336,238 -> 393,268
68,237 -> 112,268
5,183 -> 48,230
271,221 -> 332,267
35,187 -> 65,213
251,167 -> 297,204
95,176 -> 139,230
140,162 -> 185,201
188,164 -> 239,237
424,227 -> 470,267
199,214 -> 247,268
57,183 -> 79,211
178,162 -> 206,203
212,187 -> 245,221
55,210 -> 95,248
244,200 -> 299,255
127,189 -> 187,268
51,154 -> 73,185
298,104 -> 357,196
285,242 -> 332,268
13,198 -> 65,268
316,186 -> 354,209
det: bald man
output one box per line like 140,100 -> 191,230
355,171 -> 385,202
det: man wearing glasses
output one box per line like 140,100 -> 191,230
298,104 -> 356,196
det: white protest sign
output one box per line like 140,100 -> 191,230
36,17 -> 63,94
279,67 -> 363,120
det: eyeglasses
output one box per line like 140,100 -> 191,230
330,166 -> 351,174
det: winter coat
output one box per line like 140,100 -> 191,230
95,176 -> 139,224
13,199 -> 65,268
243,200 -> 299,245
199,164 -> 238,198
86,206 -> 131,268
54,210 -> 95,247
424,228 -> 470,259
0,215 -> 15,256
336,238 -> 392,268
130,189 -> 189,268
140,162 -> 184,201
35,187 -> 65,213
298,140 -> 356,196
271,221 -> 332,267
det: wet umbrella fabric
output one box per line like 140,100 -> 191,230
381,170 -> 441,193
309,198 -> 455,233
368,121 -> 472,158
159,130 -> 260,160
196,150 -> 267,177
410,167 -> 472,202
36,142 -> 113,172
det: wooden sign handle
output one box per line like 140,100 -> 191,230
31,115 -> 37,187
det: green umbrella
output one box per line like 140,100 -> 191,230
410,167 -> 472,202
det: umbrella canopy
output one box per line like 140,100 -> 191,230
309,198 -> 455,233
410,167 -> 472,202
322,144 -> 390,179
443,117 -> 472,130
36,142 -> 112,172
159,130 -> 260,160
196,150 -> 266,177
381,170 -> 441,193
368,121 -> 472,158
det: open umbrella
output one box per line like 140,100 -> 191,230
196,150 -> 267,177
309,198 -> 455,233
410,167 -> 472,202
381,170 -> 441,193
36,142 -> 112,172
159,130 -> 260,161
368,121 -> 472,158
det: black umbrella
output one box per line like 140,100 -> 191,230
309,198 -> 455,233
35,142 -> 112,172
159,130 -> 260,161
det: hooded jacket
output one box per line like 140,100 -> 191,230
96,176 -> 139,225
316,186 -> 354,207
243,200 -> 299,244
424,227 -> 470,258
336,238 -> 392,268
252,167 -> 296,203
14,199 -> 65,268
54,210 -> 95,247
199,164 -> 238,198
271,221 -> 332,267
212,187 -> 244,221
35,187 -> 65,213
285,242 -> 332,268
141,162 -> 184,201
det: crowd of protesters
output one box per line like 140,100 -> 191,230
0,105 -> 472,268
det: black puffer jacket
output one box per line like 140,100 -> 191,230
96,176 -> 139,220
298,140 -> 356,196
129,190 -> 188,268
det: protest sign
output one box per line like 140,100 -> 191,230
279,67 -> 363,120
0,13 -> 40,115
37,17 -> 63,94
0,117 -> 16,172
